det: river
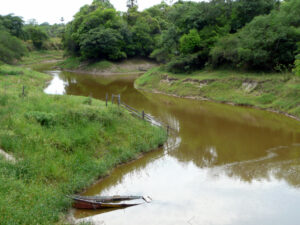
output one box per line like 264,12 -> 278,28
42,67 -> 300,225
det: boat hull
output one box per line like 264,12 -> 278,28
72,199 -> 141,209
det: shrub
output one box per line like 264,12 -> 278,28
58,57 -> 81,69
24,26 -> 49,50
0,66 -> 24,76
179,29 -> 201,54
0,95 -> 8,106
165,53 -> 200,73
25,111 -> 57,127
0,29 -> 27,64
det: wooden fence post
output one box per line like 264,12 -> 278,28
142,110 -> 145,120
118,94 -> 121,106
22,85 -> 25,97
106,93 -> 108,107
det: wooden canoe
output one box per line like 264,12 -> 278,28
72,198 -> 142,209
71,195 -> 144,203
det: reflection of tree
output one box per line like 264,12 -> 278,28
142,91 -> 300,187
58,71 -> 151,106
209,145 -> 300,187
82,147 -> 165,196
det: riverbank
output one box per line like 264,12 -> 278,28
20,50 -> 64,66
0,64 -> 167,224
58,57 -> 158,75
135,67 -> 300,119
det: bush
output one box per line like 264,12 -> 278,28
58,57 -> 81,69
79,28 -> 127,60
179,29 -> 201,54
0,95 -> 8,106
166,53 -> 201,73
0,29 -> 27,64
0,65 -> 24,75
25,111 -> 57,127
24,26 -> 49,50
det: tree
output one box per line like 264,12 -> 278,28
63,0 -> 125,59
230,0 -> 280,32
0,14 -> 24,38
127,0 -> 138,9
79,28 -> 126,60
0,28 -> 27,63
24,26 -> 49,49
211,0 -> 300,71
179,29 -> 201,54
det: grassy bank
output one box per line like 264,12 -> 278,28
135,67 -> 300,118
0,64 -> 167,224
58,57 -> 157,74
20,50 -> 63,66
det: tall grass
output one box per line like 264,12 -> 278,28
0,64 -> 167,224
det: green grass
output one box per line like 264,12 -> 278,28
0,64 -> 167,224
135,67 -> 300,118
57,56 -> 81,70
20,50 -> 63,66
86,60 -> 113,70
58,58 -> 114,71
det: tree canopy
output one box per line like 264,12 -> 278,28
59,0 -> 300,73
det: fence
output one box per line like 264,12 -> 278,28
107,93 -> 176,135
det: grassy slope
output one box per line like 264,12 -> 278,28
20,50 -> 63,65
0,64 -> 167,224
135,67 -> 300,118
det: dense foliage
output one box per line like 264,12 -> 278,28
211,0 -> 300,71
1,0 -> 299,72
63,0 -> 163,60
24,26 -> 49,49
0,29 -> 27,64
63,0 -> 298,73
0,14 -> 64,63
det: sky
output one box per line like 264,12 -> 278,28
0,0 -> 202,25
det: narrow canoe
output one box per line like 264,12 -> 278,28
72,198 -> 142,209
71,195 -> 144,203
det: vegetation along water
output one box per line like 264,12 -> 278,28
1,0 -> 300,224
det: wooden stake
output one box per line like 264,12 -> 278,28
22,86 -> 25,97
106,93 -> 108,107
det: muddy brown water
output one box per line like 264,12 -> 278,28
42,67 -> 300,225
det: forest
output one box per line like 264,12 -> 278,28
0,0 -> 299,73
61,0 -> 300,74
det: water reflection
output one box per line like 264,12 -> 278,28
44,71 -> 67,95
43,68 -> 300,225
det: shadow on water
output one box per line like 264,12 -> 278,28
43,67 -> 300,225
